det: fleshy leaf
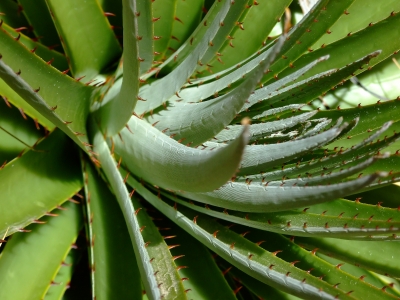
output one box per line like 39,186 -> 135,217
113,115 -> 249,193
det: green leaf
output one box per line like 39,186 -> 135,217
91,119 -> 162,300
296,237 -> 400,278
45,0 -> 121,79
136,0 -> 249,114
179,173 -> 380,212
279,10 -> 400,85
215,111 -> 316,143
156,0 -> 246,76
114,115 -> 249,192
240,55 -> 329,112
0,26 -> 93,150
238,118 -> 346,175
0,0 -> 31,31
82,159 -> 142,300
258,0 -> 356,85
226,265 -> 302,300
152,0 -> 176,62
0,129 -> 82,238
0,99 -> 43,162
18,0 -> 61,48
131,195 -> 187,299
233,228 -> 398,300
148,36 -> 285,145
0,54 -> 90,151
167,223 -> 236,300
122,178 -> 356,300
198,0 -> 293,75
322,53 -> 400,109
314,0 -> 400,49
164,0 -> 204,62
162,191 -> 400,239
0,81 -> 56,129
317,99 -> 400,140
315,253 -> 400,298
0,201 -> 82,300
95,0 -> 152,136
251,120 -> 399,184
43,239 -> 80,300
0,22 -> 68,72
245,51 -> 379,114
134,0 -> 153,75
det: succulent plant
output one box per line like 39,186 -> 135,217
1,0 -> 400,299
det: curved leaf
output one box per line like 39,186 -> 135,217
180,173 -> 379,212
114,116 -> 249,193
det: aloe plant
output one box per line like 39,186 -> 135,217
1,0 -> 400,299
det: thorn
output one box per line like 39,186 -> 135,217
336,263 -> 344,269
32,219 -> 46,224
271,250 -> 282,256
168,244 -> 180,250
45,212 -> 58,217
75,75 -> 85,82
174,16 -> 183,24
123,172 -> 130,183
241,231 -> 250,237
172,255 -> 185,261
19,107 -> 27,119
176,265 -> 188,271
222,266 -> 232,275
233,286 -> 243,295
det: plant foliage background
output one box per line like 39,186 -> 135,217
0,0 -> 400,299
